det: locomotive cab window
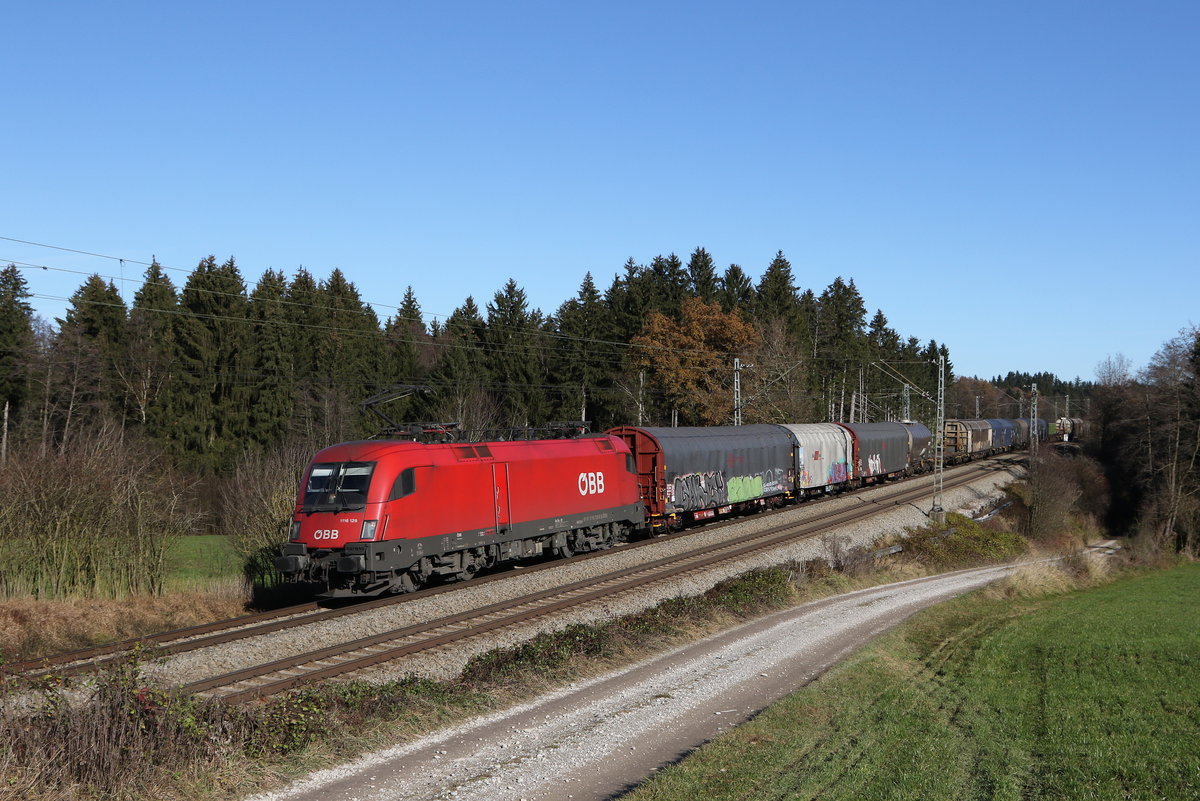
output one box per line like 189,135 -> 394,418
302,462 -> 376,513
389,467 -> 417,501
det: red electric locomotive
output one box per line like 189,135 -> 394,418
275,435 -> 645,597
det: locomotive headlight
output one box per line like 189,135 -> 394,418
361,520 -> 378,540
289,521 -> 301,542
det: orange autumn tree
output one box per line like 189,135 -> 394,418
630,297 -> 759,425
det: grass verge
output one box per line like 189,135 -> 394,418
164,535 -> 245,593
624,561 -> 1199,801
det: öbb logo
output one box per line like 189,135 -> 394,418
577,472 -> 606,495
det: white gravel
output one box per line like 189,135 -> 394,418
151,460 -> 1023,687
242,562 -> 1024,801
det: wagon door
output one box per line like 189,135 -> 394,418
492,462 -> 511,534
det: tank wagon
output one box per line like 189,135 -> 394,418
275,436 -> 644,597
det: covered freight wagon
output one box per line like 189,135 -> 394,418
774,423 -> 854,493
1010,418 -> 1031,448
1056,417 -> 1087,441
986,419 -> 1015,450
901,421 -> 932,462
608,425 -> 793,525
837,422 -> 912,480
944,419 -> 991,461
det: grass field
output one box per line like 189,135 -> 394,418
626,563 -> 1200,801
164,534 -> 244,592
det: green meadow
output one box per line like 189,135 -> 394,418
627,563 -> 1200,801
164,534 -> 244,592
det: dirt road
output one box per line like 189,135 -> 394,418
247,563 -> 1021,801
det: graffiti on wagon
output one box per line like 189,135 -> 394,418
669,468 -> 787,511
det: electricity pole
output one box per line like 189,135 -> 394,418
1030,382 -> 1039,457
734,358 -> 743,426
933,354 -> 946,524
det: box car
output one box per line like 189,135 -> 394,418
1034,418 -> 1049,442
608,425 -> 794,525
773,423 -> 854,492
1056,417 -> 1087,441
276,436 -> 645,596
944,419 -> 991,461
986,419 -> 1015,450
837,422 -> 912,480
1010,418 -> 1031,448
901,421 -> 932,462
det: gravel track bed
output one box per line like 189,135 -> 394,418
151,460 -> 1023,687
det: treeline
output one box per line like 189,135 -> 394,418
0,249 -> 954,471
1088,336 -> 1200,555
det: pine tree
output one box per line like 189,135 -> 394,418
606,258 -> 653,342
718,264 -> 755,312
124,260 -> 177,428
378,286 -> 429,425
813,277 -> 869,420
162,256 -> 250,469
59,275 -> 127,351
647,253 -> 688,318
307,268 -> 386,441
245,269 -> 295,447
754,250 -> 812,351
554,272 -> 616,425
0,264 -> 34,429
485,279 -> 547,427
425,297 -> 496,431
54,274 -> 129,436
686,247 -> 719,303
384,286 -> 426,380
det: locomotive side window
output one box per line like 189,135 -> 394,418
302,461 -> 376,512
389,467 -> 417,501
474,444 -> 492,458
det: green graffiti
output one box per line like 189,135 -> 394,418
727,475 -> 763,503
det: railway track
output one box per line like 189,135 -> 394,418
5,455 -> 1021,696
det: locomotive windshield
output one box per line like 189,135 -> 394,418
301,461 -> 376,513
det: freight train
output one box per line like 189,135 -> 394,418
275,417 -> 1049,597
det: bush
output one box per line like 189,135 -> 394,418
0,431 -> 200,600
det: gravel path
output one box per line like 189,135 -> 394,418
243,562 -> 1024,801
151,460 -> 1022,687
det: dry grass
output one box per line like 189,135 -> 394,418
980,551 -> 1114,602
0,583 -> 250,663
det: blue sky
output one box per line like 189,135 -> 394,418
2,1 -> 1196,380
